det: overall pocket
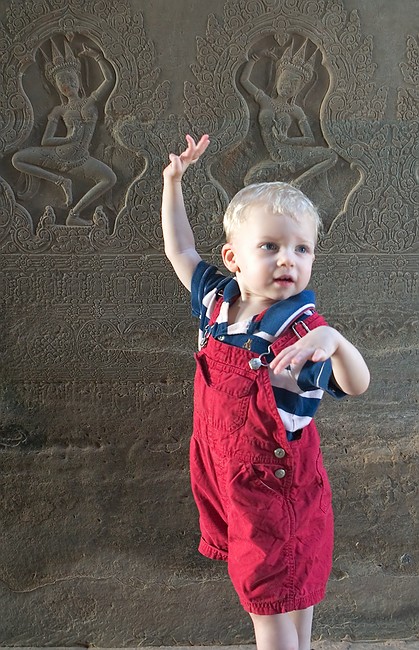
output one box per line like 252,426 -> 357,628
315,448 -> 332,513
194,353 -> 255,435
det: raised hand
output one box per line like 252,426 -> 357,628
163,134 -> 210,181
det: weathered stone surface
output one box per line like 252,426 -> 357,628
0,0 -> 417,645
3,644 -> 419,650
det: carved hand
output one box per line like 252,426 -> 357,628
79,44 -> 102,60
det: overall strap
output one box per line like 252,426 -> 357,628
199,293 -> 224,349
247,311 -> 328,371
207,293 -> 224,326
270,311 -> 328,356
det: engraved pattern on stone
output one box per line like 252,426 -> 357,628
0,0 -> 170,252
0,2 -> 418,644
184,0 -> 395,251
398,34 -> 419,120
11,38 -> 117,227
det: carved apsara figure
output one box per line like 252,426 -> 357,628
240,40 -> 337,190
12,39 -> 116,226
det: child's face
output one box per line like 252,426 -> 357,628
222,202 -> 316,305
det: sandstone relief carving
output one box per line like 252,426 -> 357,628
184,0 -> 389,249
398,33 -> 419,192
240,39 -> 337,195
398,33 -> 419,121
322,30 -> 418,253
2,250 -> 417,382
12,38 -> 117,227
0,0 -> 169,253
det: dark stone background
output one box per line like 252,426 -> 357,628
0,0 -> 417,645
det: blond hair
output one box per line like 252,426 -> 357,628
223,182 -> 321,242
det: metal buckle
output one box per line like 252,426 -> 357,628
291,320 -> 311,339
200,324 -> 211,349
248,345 -> 272,370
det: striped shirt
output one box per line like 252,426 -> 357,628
191,261 -> 344,441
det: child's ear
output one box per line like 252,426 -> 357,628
222,243 -> 239,273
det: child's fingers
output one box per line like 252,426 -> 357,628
269,347 -> 291,369
169,153 -> 182,169
270,345 -> 328,375
270,348 -> 301,375
186,133 -> 209,148
289,346 -> 328,366
184,134 -> 197,158
180,141 -> 198,164
165,134 -> 209,175
185,134 -> 196,146
311,347 -> 328,363
196,134 -> 210,151
196,135 -> 210,159
163,153 -> 183,178
184,134 -> 210,163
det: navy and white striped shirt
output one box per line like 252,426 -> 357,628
192,261 -> 344,441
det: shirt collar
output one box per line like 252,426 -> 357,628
221,278 -> 315,336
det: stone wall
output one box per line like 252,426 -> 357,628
0,0 -> 417,645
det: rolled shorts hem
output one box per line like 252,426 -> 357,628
241,587 -> 326,616
198,537 -> 228,562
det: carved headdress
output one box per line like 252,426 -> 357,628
276,40 -> 317,83
40,38 -> 81,85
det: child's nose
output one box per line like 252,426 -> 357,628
277,249 -> 295,266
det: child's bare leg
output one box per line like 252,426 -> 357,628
289,606 -> 314,650
250,612 -> 299,650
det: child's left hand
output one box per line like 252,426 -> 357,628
270,326 -> 339,375
271,324 -> 370,395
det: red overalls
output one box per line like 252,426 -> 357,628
190,302 -> 334,615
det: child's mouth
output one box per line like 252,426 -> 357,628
275,276 -> 294,285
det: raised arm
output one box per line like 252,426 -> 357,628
161,134 -> 210,290
240,55 -> 264,98
79,46 -> 114,101
270,326 -> 370,396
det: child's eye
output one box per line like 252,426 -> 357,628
296,245 -> 310,253
260,242 -> 278,251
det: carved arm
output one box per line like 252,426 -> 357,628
240,56 -> 260,97
41,108 -> 73,146
79,45 -> 114,101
